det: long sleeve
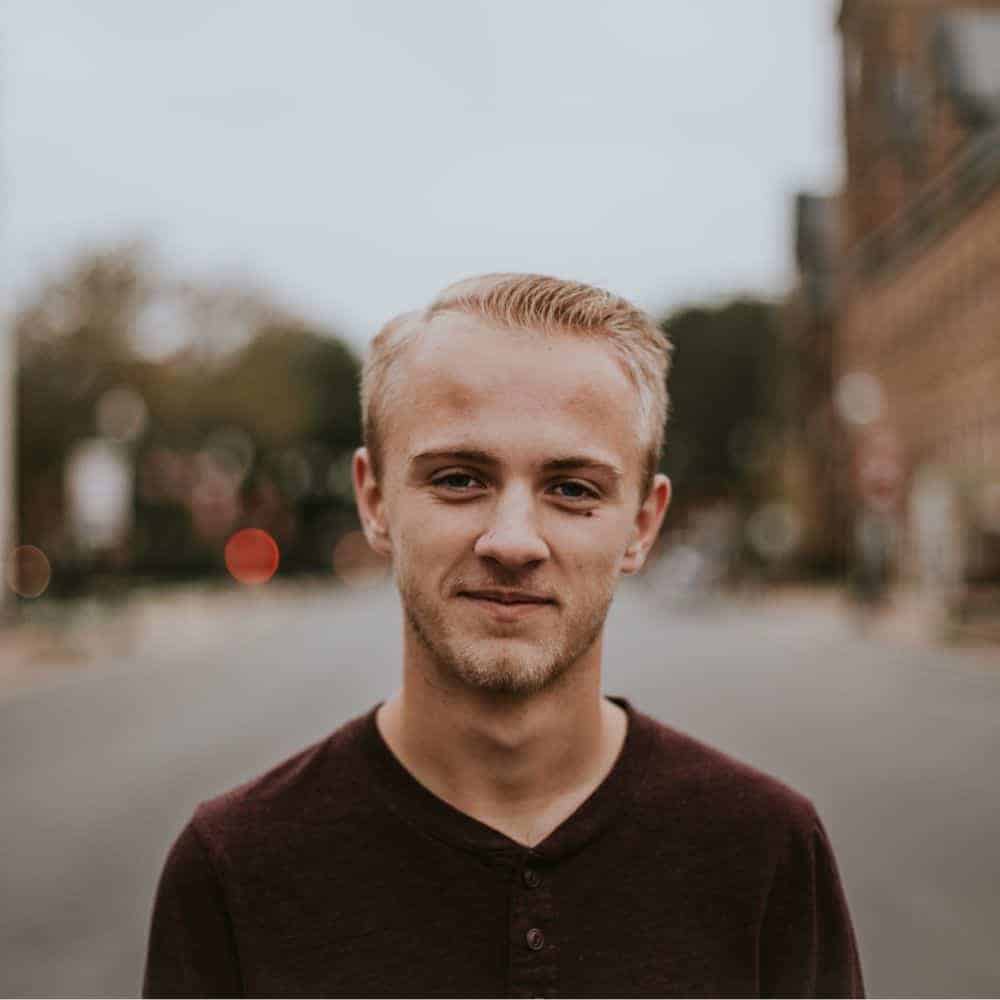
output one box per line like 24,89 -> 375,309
758,813 -> 866,998
142,817 -> 243,998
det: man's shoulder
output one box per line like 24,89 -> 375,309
629,706 -> 818,839
189,705 -> 377,857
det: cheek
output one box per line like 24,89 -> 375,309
393,502 -> 475,561
550,517 -> 630,574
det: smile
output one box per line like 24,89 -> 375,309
459,594 -> 555,621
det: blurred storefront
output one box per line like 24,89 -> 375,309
785,192 -> 851,576
789,0 -> 1000,615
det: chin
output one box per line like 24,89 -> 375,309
434,632 -> 576,697
414,619 -> 564,696
400,579 -> 609,697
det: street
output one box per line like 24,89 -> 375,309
1,580 -> 998,996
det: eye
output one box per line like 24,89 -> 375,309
552,480 -> 599,501
430,472 -> 484,491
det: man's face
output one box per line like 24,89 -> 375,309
356,313 -> 669,697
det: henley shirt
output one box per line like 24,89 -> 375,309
142,697 -> 865,998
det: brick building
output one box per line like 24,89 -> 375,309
790,0 -> 1000,596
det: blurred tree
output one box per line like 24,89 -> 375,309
15,242 -> 363,593
16,243 -> 153,569
659,298 -> 786,523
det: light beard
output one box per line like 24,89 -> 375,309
397,572 -> 614,697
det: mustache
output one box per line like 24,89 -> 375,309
453,577 -> 547,592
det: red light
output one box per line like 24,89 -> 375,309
224,529 -> 279,585
7,545 -> 51,598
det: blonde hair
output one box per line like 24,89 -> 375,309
361,273 -> 672,499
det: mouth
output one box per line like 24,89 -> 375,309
458,591 -> 556,620
459,590 -> 555,606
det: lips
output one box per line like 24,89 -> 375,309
459,591 -> 555,622
460,590 -> 554,605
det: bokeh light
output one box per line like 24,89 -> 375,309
278,449 -> 312,501
224,529 -> 279,585
203,426 -> 255,486
6,545 -> 52,598
745,502 -> 802,562
66,439 -> 134,551
653,544 -> 705,593
190,453 -> 242,542
96,385 -> 148,443
834,371 -> 884,427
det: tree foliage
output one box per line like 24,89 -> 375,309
659,298 -> 785,517
15,243 -> 364,591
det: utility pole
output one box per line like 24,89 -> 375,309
0,310 -> 13,617
0,56 -> 12,615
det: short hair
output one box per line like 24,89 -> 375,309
361,273 -> 672,500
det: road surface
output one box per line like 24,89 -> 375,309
1,580 -> 998,996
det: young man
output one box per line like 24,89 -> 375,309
143,274 -> 865,997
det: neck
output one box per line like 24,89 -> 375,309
376,638 -> 627,847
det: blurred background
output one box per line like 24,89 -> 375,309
2,1 -> 999,995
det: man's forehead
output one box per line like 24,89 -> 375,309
382,314 -> 643,479
406,312 -> 557,371
399,314 -> 631,402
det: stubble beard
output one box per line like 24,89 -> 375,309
396,567 -> 616,697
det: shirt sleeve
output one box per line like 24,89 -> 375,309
758,812 -> 866,998
142,816 -> 244,998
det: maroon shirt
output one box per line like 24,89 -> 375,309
143,698 -> 865,997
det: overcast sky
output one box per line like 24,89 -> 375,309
5,1 -> 843,350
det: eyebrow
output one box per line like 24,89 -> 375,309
409,448 -> 624,483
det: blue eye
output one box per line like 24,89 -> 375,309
432,473 -> 481,490
554,481 -> 598,500
430,474 -> 597,502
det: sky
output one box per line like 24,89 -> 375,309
4,1 -> 843,351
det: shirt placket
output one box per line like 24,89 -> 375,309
508,849 -> 558,999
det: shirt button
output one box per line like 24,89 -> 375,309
522,867 -> 542,888
526,927 -> 545,951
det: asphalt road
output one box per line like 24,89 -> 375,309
1,581 -> 998,997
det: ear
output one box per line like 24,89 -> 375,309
352,446 -> 392,557
621,474 -> 671,575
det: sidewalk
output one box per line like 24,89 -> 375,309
0,579 -> 349,701
721,580 -> 1000,665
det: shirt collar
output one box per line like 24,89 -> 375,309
360,695 -> 654,868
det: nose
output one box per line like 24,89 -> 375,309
473,487 -> 550,568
